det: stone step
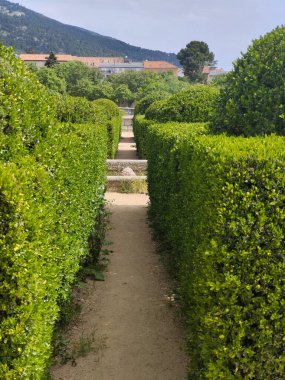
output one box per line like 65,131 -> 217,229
122,115 -> 133,131
107,175 -> 147,193
122,126 -> 133,131
107,159 -> 147,175
107,175 -> 147,180
119,107 -> 135,116
122,116 -> 133,126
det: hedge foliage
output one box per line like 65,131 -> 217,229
54,94 -> 122,158
0,45 -> 55,161
0,44 -> 108,378
133,115 -> 154,159
146,123 -> 208,270
93,98 -> 122,158
134,91 -> 170,116
0,123 -> 107,379
133,114 -> 208,159
144,84 -> 219,123
211,26 -> 285,136
146,123 -> 285,379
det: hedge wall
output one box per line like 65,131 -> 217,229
55,94 -> 121,158
0,44 -> 108,378
0,123 -> 107,379
133,114 -> 208,159
132,115 -> 154,159
146,123 -> 208,270
93,99 -> 122,159
0,45 -> 55,161
146,123 -> 285,379
144,85 -> 219,124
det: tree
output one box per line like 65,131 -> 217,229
44,52 -> 59,68
69,78 -> 94,99
26,62 -> 38,74
36,67 -> 66,94
211,26 -> 285,136
113,84 -> 135,105
177,41 -> 216,82
54,60 -> 102,97
107,71 -> 159,94
92,82 -> 115,100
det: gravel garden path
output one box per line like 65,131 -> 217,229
50,129 -> 187,380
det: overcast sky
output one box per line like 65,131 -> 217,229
11,0 -> 285,70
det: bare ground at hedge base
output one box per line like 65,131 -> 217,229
50,192 -> 188,380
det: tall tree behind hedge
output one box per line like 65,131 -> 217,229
211,26 -> 285,136
54,61 -> 103,99
177,41 -> 215,82
37,67 -> 67,94
44,51 -> 59,68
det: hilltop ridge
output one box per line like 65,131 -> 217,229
0,0 -> 179,64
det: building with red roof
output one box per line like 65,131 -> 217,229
144,61 -> 179,75
19,54 -> 179,76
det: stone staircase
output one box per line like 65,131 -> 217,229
107,110 -> 148,193
122,115 -> 134,131
107,159 -> 147,175
121,107 -> 135,131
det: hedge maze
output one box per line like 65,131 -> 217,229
2,25 -> 285,379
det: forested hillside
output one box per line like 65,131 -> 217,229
0,0 -> 179,64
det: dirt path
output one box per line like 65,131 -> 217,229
115,131 -> 138,159
50,129 -> 188,380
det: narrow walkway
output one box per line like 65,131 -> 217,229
50,127 -> 187,380
115,131 -> 138,159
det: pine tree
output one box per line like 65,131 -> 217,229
177,41 -> 216,82
44,52 -> 59,68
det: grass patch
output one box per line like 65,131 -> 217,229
118,179 -> 148,194
72,331 -> 106,359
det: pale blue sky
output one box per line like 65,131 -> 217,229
10,0 -> 285,70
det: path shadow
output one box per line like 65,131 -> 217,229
115,150 -> 138,159
120,137 -> 135,143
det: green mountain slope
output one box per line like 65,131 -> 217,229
0,0 -> 179,64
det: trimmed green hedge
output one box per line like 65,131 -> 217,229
144,85 -> 219,123
0,45 -> 55,161
55,94 -> 122,158
211,26 -> 285,136
93,99 -> 122,158
133,115 -> 154,159
146,123 -> 208,270
146,124 -> 285,379
0,44 -> 109,378
0,123 -> 107,379
133,114 -> 208,159
0,159 -> 59,379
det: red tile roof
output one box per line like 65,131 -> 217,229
77,57 -> 124,63
209,68 -> 225,75
144,61 -> 178,69
19,54 -> 124,66
203,66 -> 225,75
202,65 -> 211,74
19,54 -> 75,61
